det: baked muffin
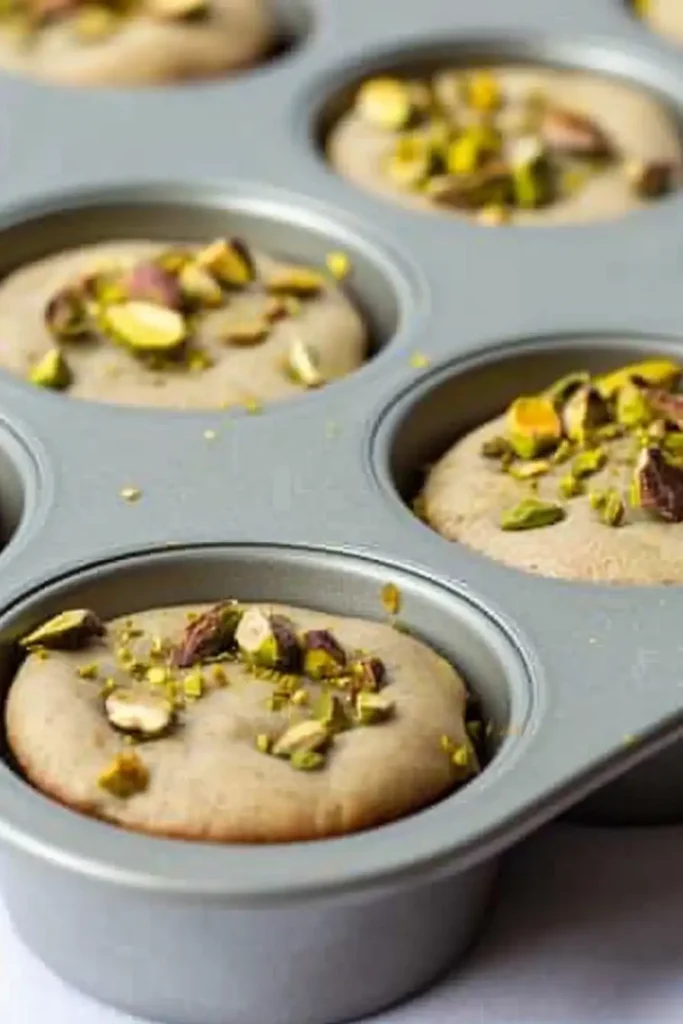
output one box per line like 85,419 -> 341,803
635,0 -> 683,47
327,66 -> 682,226
421,358 -> 683,583
5,599 -> 479,842
0,0 -> 275,87
0,238 -> 366,409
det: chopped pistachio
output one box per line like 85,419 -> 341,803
290,749 -> 326,771
597,489 -> 625,527
44,287 -> 88,340
571,447 -> 607,479
183,670 -> 204,699
173,602 -> 242,668
386,134 -> 433,188
21,609 -> 104,650
125,261 -> 181,309
500,498 -> 565,531
409,351 -> 430,369
355,691 -> 395,725
508,458 -> 550,480
120,486 -> 141,503
356,77 -> 413,130
29,348 -> 72,390
97,751 -> 149,799
195,238 -> 254,288
77,661 -> 100,680
290,688 -> 309,706
627,159 -> 676,200
223,320 -> 269,347
506,396 -> 562,459
272,719 -> 329,758
325,250 -> 350,280
380,582 -> 401,616
267,267 -> 326,298
558,474 -> 584,499
316,692 -> 349,733
287,337 -> 324,388
350,655 -> 385,691
465,70 -> 501,112
71,4 -> 119,41
146,665 -> 169,686
105,688 -> 174,738
255,733 -> 271,754
541,106 -> 611,158
561,385 -> 609,442
102,301 -> 187,353
302,629 -> 346,679
481,436 -> 513,460
235,607 -> 301,671
615,381 -> 652,428
596,359 -> 680,398
178,262 -> 223,307
510,136 -> 552,209
544,371 -> 591,409
635,446 -> 683,521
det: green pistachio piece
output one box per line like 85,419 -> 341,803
266,267 -> 326,298
356,77 -> 413,130
597,488 -> 625,527
29,348 -> 72,390
571,447 -> 607,479
544,371 -> 591,409
508,458 -> 550,480
97,751 -> 149,799
506,396 -> 562,459
21,608 -> 104,650
102,301 -> 187,353
558,474 -> 584,499
427,164 -> 513,211
195,238 -> 254,288
355,691 -> 395,725
287,337 -> 324,388
615,381 -> 652,428
596,359 -> 681,399
173,602 -> 242,668
302,629 -> 346,679
510,136 -> 553,209
500,498 -> 565,531
481,436 -> 514,460
235,607 -> 301,671
385,134 -> 433,188
272,719 -> 330,758
105,687 -> 174,738
290,749 -> 326,771
561,385 -> 609,442
178,262 -> 223,307
315,692 -> 350,733
44,286 -> 89,340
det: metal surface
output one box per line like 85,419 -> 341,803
0,0 -> 681,1020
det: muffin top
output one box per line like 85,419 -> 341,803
0,0 -> 275,86
636,0 -> 683,47
6,600 -> 477,842
327,65 -> 682,226
421,358 -> 683,583
0,238 -> 366,409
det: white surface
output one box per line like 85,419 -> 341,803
2,822 -> 683,1023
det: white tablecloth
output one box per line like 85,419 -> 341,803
2,822 -> 683,1023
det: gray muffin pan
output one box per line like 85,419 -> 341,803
0,0 -> 682,1021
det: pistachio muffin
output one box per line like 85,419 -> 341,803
5,599 -> 479,842
0,0 -> 275,87
0,238 -> 366,409
635,0 -> 683,47
327,66 -> 682,226
421,359 -> 683,583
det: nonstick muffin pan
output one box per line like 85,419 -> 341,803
1,0 -> 683,1022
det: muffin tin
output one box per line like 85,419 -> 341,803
0,0 -> 682,1022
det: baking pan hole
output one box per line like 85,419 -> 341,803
0,424 -> 33,568
268,0 -> 312,65
317,39 -> 683,227
0,187 -> 401,410
0,545 -> 532,835
379,334 -> 683,584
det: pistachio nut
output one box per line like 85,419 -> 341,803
356,77 -> 413,131
646,388 -> 683,428
506,396 -> 562,459
71,5 -> 119,42
627,160 -> 676,200
597,488 -> 625,527
125,261 -> 182,309
380,581 -> 401,616
558,473 -> 584,499
541,106 -> 612,158
596,359 -> 680,399
145,0 -> 208,18
102,301 -> 187,353
561,385 -> 609,442
500,498 -> 565,531
635,446 -> 683,522
172,601 -> 242,668
28,348 -> 72,390
465,70 -> 501,112
355,691 -> 395,725
302,629 -> 346,679
446,125 -> 500,176
21,608 -> 105,650
544,371 -> 591,408
272,719 -> 329,758
315,692 -> 350,733
615,381 -> 652,428
325,250 -> 350,280
105,687 -> 174,738
177,262 -> 223,307
350,655 -> 386,691
290,749 -> 326,771
427,163 -> 513,210
266,267 -> 326,298
44,286 -> 88,340
510,135 -> 552,209
571,447 -> 607,479
287,337 -> 324,388
508,459 -> 550,480
97,751 -> 149,799
481,435 -> 514,460
223,320 -> 270,346
386,134 -> 433,189
235,607 -> 301,671
195,238 -> 254,288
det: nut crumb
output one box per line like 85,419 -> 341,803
120,486 -> 142,503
